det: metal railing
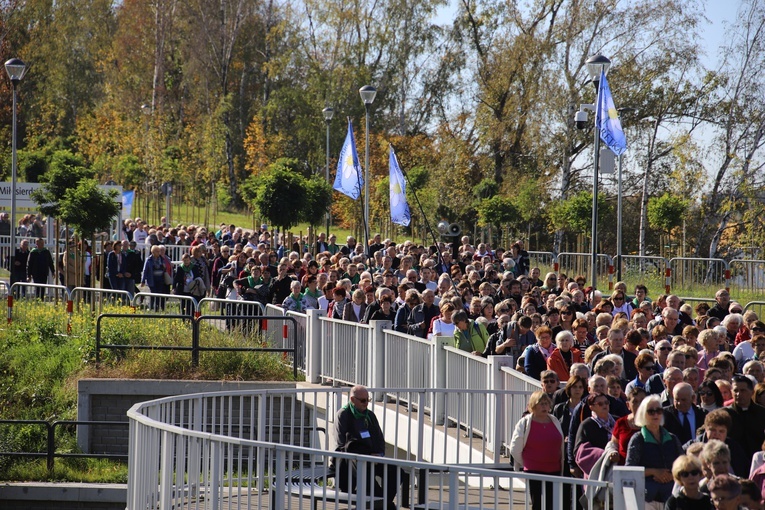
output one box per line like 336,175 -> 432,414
558,252 -> 613,282
0,419 -> 128,474
94,312 -> 299,377
319,316 -> 374,386
729,259 -> 765,293
670,257 -> 729,292
127,387 -> 641,510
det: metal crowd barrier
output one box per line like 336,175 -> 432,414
729,259 -> 765,293
670,257 -> 729,293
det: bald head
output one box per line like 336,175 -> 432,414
672,382 -> 693,412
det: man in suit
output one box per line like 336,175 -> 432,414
645,349 -> 685,395
589,328 -> 638,381
662,382 -> 706,444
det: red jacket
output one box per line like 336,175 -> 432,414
547,347 -> 583,382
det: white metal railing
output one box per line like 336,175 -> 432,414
383,329 -> 432,391
319,316 -> 374,386
127,387 -> 642,510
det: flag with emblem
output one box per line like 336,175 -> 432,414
333,119 -> 363,199
389,145 -> 411,226
596,69 -> 627,156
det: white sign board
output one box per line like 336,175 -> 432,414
0,182 -> 123,209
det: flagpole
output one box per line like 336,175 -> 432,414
350,116 -> 369,267
390,143 -> 459,295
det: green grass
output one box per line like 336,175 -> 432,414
2,458 -> 128,483
0,300 -> 301,482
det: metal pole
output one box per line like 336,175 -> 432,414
363,104 -> 371,261
165,187 -> 170,227
10,82 -> 17,276
591,105 -> 601,291
325,120 -> 331,238
616,152 -> 623,282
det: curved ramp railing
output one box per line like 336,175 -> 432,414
127,387 -> 644,510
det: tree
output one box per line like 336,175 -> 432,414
247,168 -> 307,232
476,195 -> 520,245
302,176 -> 333,232
30,150 -> 95,218
549,191 -> 611,237
58,179 -> 120,239
647,193 -> 688,234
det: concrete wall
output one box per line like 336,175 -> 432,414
0,483 -> 126,510
1,379 -> 298,510
76,378 -> 296,454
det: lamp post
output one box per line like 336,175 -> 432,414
5,58 -> 27,278
584,54 -> 611,291
359,85 -> 376,260
322,107 -> 334,238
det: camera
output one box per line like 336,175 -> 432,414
575,110 -> 589,130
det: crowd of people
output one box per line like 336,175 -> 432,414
9,216 -> 765,509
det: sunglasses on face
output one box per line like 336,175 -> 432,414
646,408 -> 663,416
679,469 -> 701,478
698,391 -> 712,396
659,347 -> 671,351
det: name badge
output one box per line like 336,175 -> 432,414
360,431 -> 371,439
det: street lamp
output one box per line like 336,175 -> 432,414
584,54 -> 610,292
5,58 -> 27,279
359,85 -> 376,260
322,106 -> 334,237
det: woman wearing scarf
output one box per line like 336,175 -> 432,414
626,395 -> 683,507
523,326 -> 555,380
282,280 -> 308,311
173,253 -> 202,317
573,392 -> 618,478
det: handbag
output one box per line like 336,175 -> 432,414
163,271 -> 173,285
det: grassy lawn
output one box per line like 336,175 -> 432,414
0,300 -> 300,482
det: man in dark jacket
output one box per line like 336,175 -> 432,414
723,375 -> 765,461
333,385 -> 409,509
123,240 -> 144,298
27,238 -> 55,299
11,238 -> 30,296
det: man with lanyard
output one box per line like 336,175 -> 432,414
333,385 -> 409,509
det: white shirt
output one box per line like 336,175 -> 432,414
317,295 -> 330,313
133,228 -> 148,245
430,319 -> 456,340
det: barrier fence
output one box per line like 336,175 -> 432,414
94,312 -> 299,377
0,419 -> 128,475
127,387 -> 642,510
557,252 -> 614,289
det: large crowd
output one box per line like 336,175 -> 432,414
8,217 -> 765,509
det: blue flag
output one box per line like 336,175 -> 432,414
596,70 -> 627,156
389,145 -> 411,226
333,119 -> 363,200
